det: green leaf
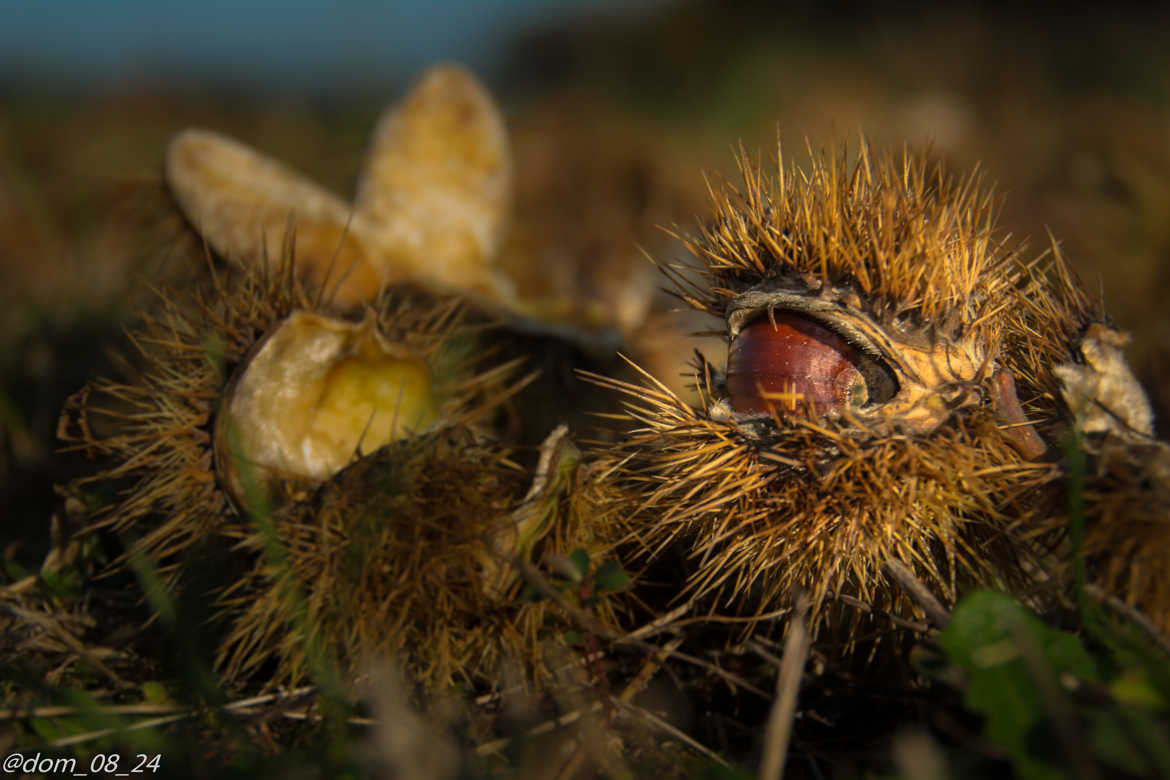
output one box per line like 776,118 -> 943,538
569,549 -> 590,582
593,558 -> 630,592
938,591 -> 1099,780
128,551 -> 178,625
698,764 -> 757,780
40,566 -> 82,599
2,559 -> 29,583
520,583 -> 545,602
1116,705 -> 1170,777
141,681 -> 173,706
563,630 -> 583,646
1110,668 -> 1165,710
1087,709 -> 1150,775
29,716 -> 69,743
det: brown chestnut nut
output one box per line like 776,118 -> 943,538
726,311 -> 867,416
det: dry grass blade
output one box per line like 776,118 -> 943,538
614,697 -> 731,769
1085,585 -> 1170,655
0,602 -> 126,688
883,558 -> 950,628
759,594 -> 812,780
40,686 -> 319,748
473,702 -> 605,756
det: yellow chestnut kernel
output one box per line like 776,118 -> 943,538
216,309 -> 438,507
305,353 -> 438,461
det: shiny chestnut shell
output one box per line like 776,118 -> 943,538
726,311 -> 868,416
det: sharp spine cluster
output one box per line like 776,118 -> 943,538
588,141 -> 1125,637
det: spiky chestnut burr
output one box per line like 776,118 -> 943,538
1049,324 -> 1170,633
59,257 -> 627,692
1076,432 -> 1170,634
588,142 -> 1117,634
58,256 -> 514,580
216,424 -> 623,691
